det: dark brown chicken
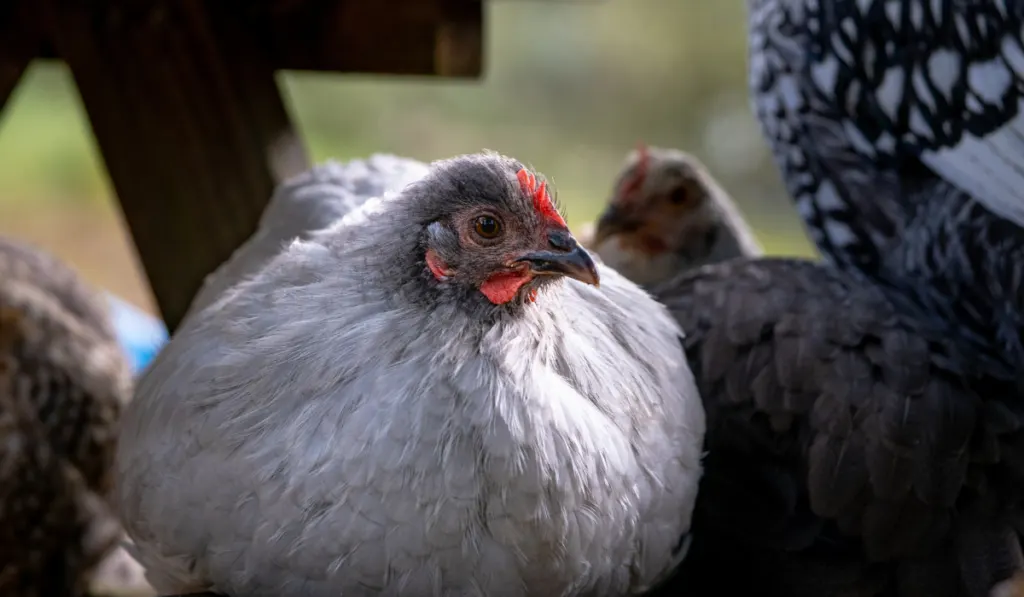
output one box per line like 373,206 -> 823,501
0,237 -> 132,597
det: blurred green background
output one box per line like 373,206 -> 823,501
0,0 -> 815,314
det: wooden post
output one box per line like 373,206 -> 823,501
40,0 -> 311,332
0,1 -> 44,112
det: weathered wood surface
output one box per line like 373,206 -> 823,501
33,0 -> 486,78
230,0 -> 484,77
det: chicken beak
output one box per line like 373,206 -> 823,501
593,204 -> 637,246
514,229 -> 601,287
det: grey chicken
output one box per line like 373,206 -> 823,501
589,151 -> 1024,596
0,236 -> 132,597
115,152 -> 706,597
579,144 -> 762,278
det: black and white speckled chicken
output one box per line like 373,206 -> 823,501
746,6 -> 1024,590
747,0 -> 1024,371
0,236 -> 132,597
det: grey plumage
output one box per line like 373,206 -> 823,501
183,154 -> 430,324
116,152 -> 705,597
0,236 -> 132,597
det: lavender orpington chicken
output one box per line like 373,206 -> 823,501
580,144 -> 761,282
116,152 -> 706,597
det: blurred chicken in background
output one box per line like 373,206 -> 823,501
578,144 -> 762,282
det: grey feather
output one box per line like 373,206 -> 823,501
183,154 -> 431,324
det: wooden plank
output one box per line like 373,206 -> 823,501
31,0 -> 610,75
40,0 -> 311,332
224,0 -> 483,77
0,1 -> 43,111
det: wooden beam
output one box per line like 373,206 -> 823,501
31,0 -> 610,75
0,1 -> 44,111
224,0 -> 484,77
40,0 -> 311,332
33,0 -> 485,76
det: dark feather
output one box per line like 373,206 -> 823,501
748,0 -> 1024,380
647,257 -> 1024,597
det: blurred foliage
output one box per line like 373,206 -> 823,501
0,0 -> 815,257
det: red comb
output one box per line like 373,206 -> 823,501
619,142 -> 650,202
517,168 -> 566,227
636,142 -> 650,166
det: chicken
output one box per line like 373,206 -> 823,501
115,152 -> 706,597
579,144 -> 761,283
650,258 -> 1024,597
746,0 -> 1024,372
0,236 -> 132,597
586,149 -> 1024,596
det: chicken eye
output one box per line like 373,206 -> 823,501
668,187 -> 688,205
474,215 -> 502,239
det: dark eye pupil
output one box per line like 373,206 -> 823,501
476,216 -> 499,237
669,188 -> 687,205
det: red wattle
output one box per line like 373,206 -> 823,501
480,271 -> 532,304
